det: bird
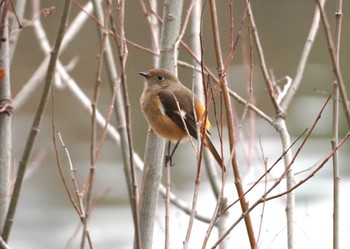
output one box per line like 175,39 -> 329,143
139,68 -> 224,171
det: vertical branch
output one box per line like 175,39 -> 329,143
92,0 -> 143,247
280,0 -> 325,111
110,0 -> 141,247
242,18 -> 256,175
243,1 -> 325,247
2,0 -> 72,241
274,119 -> 295,249
139,1 -> 183,249
208,0 -> 257,247
158,0 -> 184,71
9,0 -> 26,63
165,142 -> 171,249
192,0 -> 221,197
332,0 -> 342,248
140,0 -> 160,65
197,2 -> 229,248
0,2 -> 11,233
178,6 -> 223,244
173,0 -> 196,69
316,0 -> 350,126
80,3 -> 111,249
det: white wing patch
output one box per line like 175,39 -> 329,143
179,109 -> 187,118
159,102 -> 166,115
160,100 -> 187,120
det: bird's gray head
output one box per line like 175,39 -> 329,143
139,68 -> 180,90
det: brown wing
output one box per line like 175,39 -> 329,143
159,89 -> 225,170
158,90 -> 199,139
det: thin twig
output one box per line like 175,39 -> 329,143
193,0 -> 223,205
316,0 -> 350,127
8,0 -> 27,63
110,0 -> 141,247
280,0 -> 325,110
165,142 -> 171,249
173,0 -> 197,69
73,0 -> 159,56
183,156 -> 203,249
80,2 -> 112,248
139,0 -> 160,59
256,139 -> 268,246
90,1 -> 137,241
55,132 -> 83,218
245,1 -> 297,247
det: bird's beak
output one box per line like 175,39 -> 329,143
138,72 -> 149,78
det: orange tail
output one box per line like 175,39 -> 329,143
203,135 -> 226,172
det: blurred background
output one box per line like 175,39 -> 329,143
7,0 -> 350,248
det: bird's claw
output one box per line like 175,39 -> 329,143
165,155 -> 175,166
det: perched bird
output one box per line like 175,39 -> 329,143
139,68 -> 224,171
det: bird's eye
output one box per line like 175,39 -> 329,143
156,75 -> 165,81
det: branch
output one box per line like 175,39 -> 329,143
316,0 -> 350,127
2,0 -> 73,241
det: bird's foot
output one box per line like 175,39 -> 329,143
165,155 -> 175,167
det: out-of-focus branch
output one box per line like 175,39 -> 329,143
9,0 -> 27,63
316,0 -> 350,127
214,131 -> 349,248
14,1 -> 98,110
280,0 -> 325,111
245,1 -> 297,247
0,4 -> 11,234
2,0 -> 73,241
332,0 -> 343,248
214,89 -> 347,247
0,236 -> 9,249
109,0 -> 142,247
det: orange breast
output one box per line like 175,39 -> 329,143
141,91 -> 187,141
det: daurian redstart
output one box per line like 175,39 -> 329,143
139,68 -> 224,171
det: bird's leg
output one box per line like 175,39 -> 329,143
165,140 -> 180,166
